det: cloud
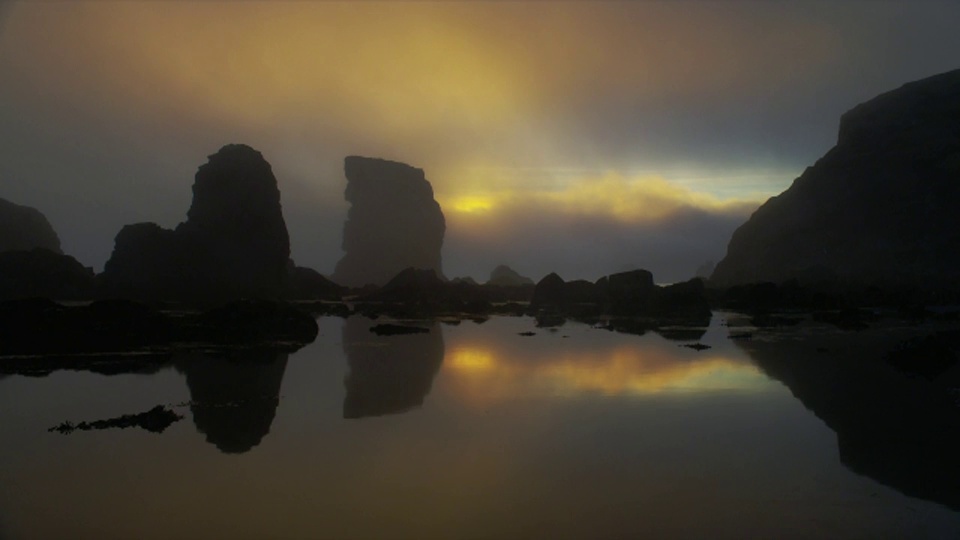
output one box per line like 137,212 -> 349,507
1,1 -> 958,278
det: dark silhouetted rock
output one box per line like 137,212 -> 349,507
712,69 -> 960,292
100,144 -> 290,303
365,267 -> 446,304
597,269 -> 655,315
0,248 -> 94,300
49,405 -> 183,435
285,265 -> 345,301
342,317 -> 444,419
531,273 -> 566,308
488,265 -> 534,286
332,156 -> 446,287
370,323 -> 430,336
651,278 -> 712,320
176,349 -> 288,454
194,300 -> 319,348
0,197 -> 61,254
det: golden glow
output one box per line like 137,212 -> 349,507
449,347 -> 495,372
441,170 -> 762,224
443,341 -> 766,408
447,196 -> 495,214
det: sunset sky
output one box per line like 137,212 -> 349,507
2,1 -> 958,282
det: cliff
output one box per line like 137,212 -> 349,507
712,69 -> 960,291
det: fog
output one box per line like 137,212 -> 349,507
1,1 -> 958,282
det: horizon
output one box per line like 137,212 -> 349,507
2,1 -> 959,283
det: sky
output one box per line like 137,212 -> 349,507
1,1 -> 959,283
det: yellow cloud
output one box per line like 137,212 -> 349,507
440,170 -> 762,224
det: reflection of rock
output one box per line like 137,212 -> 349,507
176,349 -> 289,454
0,249 -> 94,301
100,144 -> 291,303
712,69 -> 960,291
332,157 -> 446,287
342,317 -> 444,419
488,265 -> 534,286
738,324 -> 960,510
0,197 -> 61,254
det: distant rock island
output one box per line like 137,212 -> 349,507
487,264 -> 534,286
0,197 -> 62,254
332,156 -> 446,287
100,144 -> 291,303
0,197 -> 94,301
712,69 -> 960,291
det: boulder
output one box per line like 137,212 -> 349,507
332,156 -> 446,287
712,69 -> 960,292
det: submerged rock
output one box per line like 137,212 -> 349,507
332,156 -> 446,287
48,405 -> 183,434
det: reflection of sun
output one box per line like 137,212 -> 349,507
449,347 -> 495,371
443,342 -> 766,407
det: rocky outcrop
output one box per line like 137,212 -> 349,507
100,144 -> 291,303
0,197 -> 61,254
0,249 -> 94,301
712,69 -> 960,291
530,270 -> 710,324
487,265 -> 534,286
332,156 -> 446,287
285,265 -> 345,301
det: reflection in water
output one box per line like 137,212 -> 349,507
444,318 -> 766,407
738,325 -> 960,511
175,350 -> 289,454
342,317 -> 444,419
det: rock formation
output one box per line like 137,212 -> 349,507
712,69 -> 960,291
332,156 -> 446,287
0,197 -> 62,254
0,249 -> 94,301
100,144 -> 291,303
487,265 -> 534,286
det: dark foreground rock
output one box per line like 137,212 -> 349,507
332,156 -> 446,287
0,299 -> 318,375
370,324 -> 430,336
99,144 -> 291,303
48,405 -> 183,434
712,69 -> 960,293
0,249 -> 95,301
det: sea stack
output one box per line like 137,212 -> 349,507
100,144 -> 291,302
712,69 -> 960,291
332,156 -> 446,287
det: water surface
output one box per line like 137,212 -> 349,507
1,314 -> 958,539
